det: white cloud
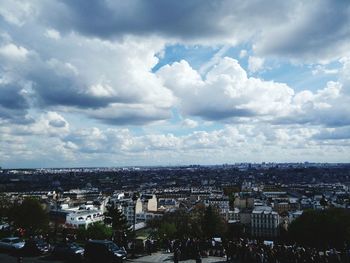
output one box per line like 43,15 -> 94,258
0,0 -> 34,26
0,0 -> 350,167
0,43 -> 28,60
158,57 -> 293,121
248,56 -> 265,73
45,29 -> 61,40
181,119 -> 198,129
239,49 -> 247,58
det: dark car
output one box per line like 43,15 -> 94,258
0,237 -> 25,251
52,242 -> 84,261
21,238 -> 51,256
85,240 -> 127,263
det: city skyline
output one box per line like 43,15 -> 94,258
1,0 -> 350,168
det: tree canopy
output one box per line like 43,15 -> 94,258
8,198 -> 49,235
148,205 -> 227,240
288,208 -> 350,248
104,204 -> 130,237
77,222 -> 113,240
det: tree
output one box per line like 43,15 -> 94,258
150,208 -> 201,239
158,222 -> 177,240
78,222 -> 113,240
320,195 -> 328,209
288,208 -> 350,248
8,198 -> 49,235
87,222 -> 113,240
0,194 -> 11,221
104,204 -> 130,239
201,206 -> 227,239
228,194 -> 235,210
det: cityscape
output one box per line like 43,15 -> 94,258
1,0 -> 350,262
1,164 -> 350,262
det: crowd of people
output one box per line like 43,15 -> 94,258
159,238 -> 350,263
225,239 -> 350,263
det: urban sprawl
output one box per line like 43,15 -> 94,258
1,163 -> 350,262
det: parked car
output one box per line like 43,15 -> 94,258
0,223 -> 10,231
0,237 -> 25,251
52,242 -> 84,261
85,240 -> 127,263
21,238 -> 51,256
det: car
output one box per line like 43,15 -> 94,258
0,223 -> 10,231
21,238 -> 51,256
0,237 -> 25,251
52,242 -> 84,261
85,240 -> 127,263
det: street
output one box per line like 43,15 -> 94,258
0,251 -> 227,263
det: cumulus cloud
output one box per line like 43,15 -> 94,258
0,43 -> 28,60
0,19 -> 174,125
255,0 -> 350,62
313,126 -> 350,140
276,80 -> 350,127
32,0 -> 350,62
0,0 -> 34,26
158,57 -> 294,121
45,29 -> 61,40
158,57 -> 350,128
0,0 -> 349,167
248,56 -> 264,73
181,119 -> 198,129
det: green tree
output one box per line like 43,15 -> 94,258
104,204 -> 130,238
0,194 -> 11,221
78,222 -> 113,240
8,198 -> 49,235
151,208 -> 199,239
201,206 -> 227,239
288,208 -> 350,248
158,222 -> 177,240
87,222 -> 113,240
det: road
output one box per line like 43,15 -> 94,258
0,253 -> 63,263
0,251 -> 227,263
128,251 -> 227,262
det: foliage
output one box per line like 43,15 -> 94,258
158,222 -> 177,240
201,206 -> 227,239
8,198 -> 49,235
104,204 -> 130,237
77,222 -> 113,240
149,205 -> 227,240
319,196 -> 328,208
223,186 -> 240,196
0,194 -> 11,220
288,208 -> 350,248
226,222 -> 244,240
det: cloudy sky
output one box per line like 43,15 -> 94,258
1,0 -> 350,168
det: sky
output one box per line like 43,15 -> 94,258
0,0 -> 350,168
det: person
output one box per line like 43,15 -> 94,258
174,246 -> 180,263
145,239 -> 152,255
195,239 -> 202,263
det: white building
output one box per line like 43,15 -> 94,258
65,209 -> 104,229
228,208 -> 240,223
136,211 -> 163,223
204,196 -> 230,219
251,206 -> 280,238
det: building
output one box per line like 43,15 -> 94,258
251,206 -> 280,238
204,196 -> 230,219
234,196 -> 254,209
65,209 -> 104,229
228,208 -> 240,222
62,189 -> 101,201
